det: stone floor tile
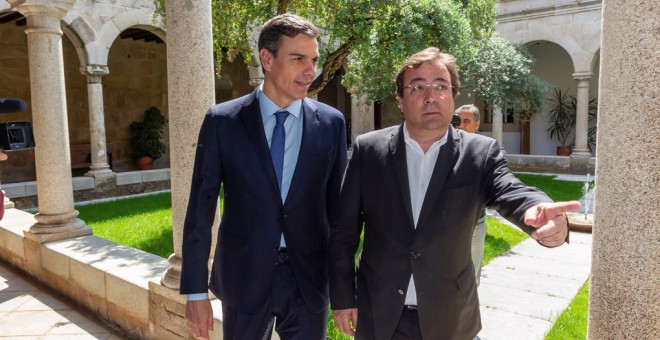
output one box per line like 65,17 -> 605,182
478,279 -> 572,320
14,292 -> 70,312
0,310 -> 69,336
479,266 -> 586,300
0,275 -> 39,293
478,306 -> 552,340
0,291 -> 34,312
46,310 -> 115,335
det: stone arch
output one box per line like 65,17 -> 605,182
96,9 -> 165,65
61,23 -> 88,70
590,49 -> 601,75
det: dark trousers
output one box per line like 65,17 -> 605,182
221,251 -> 328,340
392,307 -> 422,340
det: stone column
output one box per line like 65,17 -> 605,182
160,0 -> 216,289
350,95 -> 374,144
491,104 -> 505,151
12,0 -> 91,243
248,64 -> 264,87
570,72 -> 592,170
588,0 -> 659,338
82,64 -> 113,178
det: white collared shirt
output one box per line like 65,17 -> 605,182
402,122 -> 448,306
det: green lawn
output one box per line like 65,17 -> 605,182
545,279 -> 590,340
515,173 -> 585,201
76,172 -> 585,339
77,192 -> 174,258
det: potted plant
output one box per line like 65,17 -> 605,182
130,106 -> 167,170
546,88 -> 575,156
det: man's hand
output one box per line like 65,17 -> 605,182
332,308 -> 358,336
185,299 -> 214,340
524,201 -> 581,247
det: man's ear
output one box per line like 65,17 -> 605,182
260,48 -> 273,73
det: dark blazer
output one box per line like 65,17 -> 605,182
329,125 -> 552,340
181,90 -> 347,314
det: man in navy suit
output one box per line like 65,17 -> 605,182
180,14 -> 347,340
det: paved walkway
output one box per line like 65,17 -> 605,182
0,264 -> 125,339
477,214 -> 592,340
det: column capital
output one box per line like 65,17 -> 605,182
80,65 -> 109,83
572,72 -> 593,81
8,0 -> 75,20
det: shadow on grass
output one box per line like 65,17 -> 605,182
134,226 -> 174,258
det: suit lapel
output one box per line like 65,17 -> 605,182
285,98 -> 318,204
390,125 -> 415,231
416,127 -> 461,229
238,91 -> 281,196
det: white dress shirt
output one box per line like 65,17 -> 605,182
402,122 -> 448,306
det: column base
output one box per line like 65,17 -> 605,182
85,167 -> 114,178
4,196 -> 15,210
161,254 -> 182,289
24,217 -> 92,243
570,151 -> 592,173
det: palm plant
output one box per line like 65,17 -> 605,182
546,88 -> 576,147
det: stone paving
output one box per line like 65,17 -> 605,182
477,216 -> 592,340
0,264 -> 125,339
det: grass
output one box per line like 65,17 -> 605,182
76,172 -> 585,339
545,279 -> 590,340
483,217 -> 528,266
515,173 -> 585,202
77,192 -> 174,258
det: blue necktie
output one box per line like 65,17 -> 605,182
271,110 -> 289,189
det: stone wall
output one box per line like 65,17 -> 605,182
0,21 -> 35,183
105,37 -> 169,171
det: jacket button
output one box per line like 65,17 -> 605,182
272,245 -> 279,251
398,289 -> 404,295
410,251 -> 419,259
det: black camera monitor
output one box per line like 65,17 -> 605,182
0,121 -> 35,150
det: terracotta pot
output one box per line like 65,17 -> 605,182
136,156 -> 154,170
556,146 -> 572,156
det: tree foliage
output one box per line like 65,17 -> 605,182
154,0 -> 546,110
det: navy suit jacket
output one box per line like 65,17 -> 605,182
180,90 -> 347,314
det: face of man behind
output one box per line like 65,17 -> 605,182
260,34 -> 319,108
457,110 -> 480,133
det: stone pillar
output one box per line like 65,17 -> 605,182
161,0 -> 216,289
82,64 -> 113,178
570,72 -> 592,171
350,95 -> 374,144
491,104 -> 504,151
588,0 -> 660,338
12,0 -> 91,243
248,64 -> 264,88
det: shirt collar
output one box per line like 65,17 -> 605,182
258,85 -> 303,121
402,121 -> 448,151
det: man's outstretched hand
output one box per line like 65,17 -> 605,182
524,201 -> 581,247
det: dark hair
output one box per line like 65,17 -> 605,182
258,13 -> 320,57
395,47 -> 460,98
